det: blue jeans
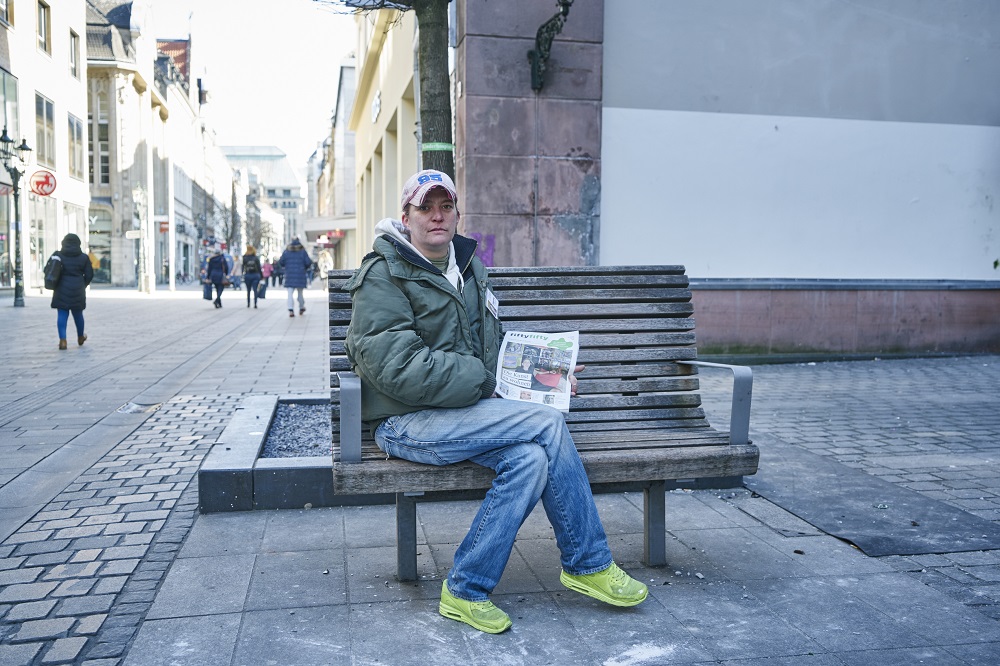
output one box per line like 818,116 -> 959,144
244,275 -> 260,305
57,308 -> 85,340
286,287 -> 304,311
375,399 -> 612,601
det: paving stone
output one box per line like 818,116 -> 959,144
5,529 -> 55,544
0,581 -> 60,603
93,577 -> 128,595
11,616 -> 75,641
3,599 -> 58,621
51,578 -> 96,597
56,594 -> 116,616
78,640 -> 126,660
0,556 -> 26,570
0,643 -> 42,665
41,636 -> 89,664
0,566 -> 43,585
73,614 -> 107,635
45,561 -> 103,580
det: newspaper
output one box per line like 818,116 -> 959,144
495,330 -> 580,412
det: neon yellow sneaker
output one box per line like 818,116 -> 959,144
439,581 -> 512,634
560,562 -> 648,607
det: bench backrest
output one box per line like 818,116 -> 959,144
328,265 -> 709,437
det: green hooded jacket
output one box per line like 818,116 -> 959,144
343,232 -> 502,427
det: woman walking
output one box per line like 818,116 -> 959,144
279,238 -> 312,317
50,233 -> 94,350
242,245 -> 263,308
206,247 -> 228,308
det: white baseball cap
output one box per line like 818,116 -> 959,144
401,169 -> 458,210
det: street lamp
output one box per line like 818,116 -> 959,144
132,183 -> 149,293
0,127 -> 31,307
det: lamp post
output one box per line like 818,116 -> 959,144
0,127 -> 31,307
132,183 -> 149,293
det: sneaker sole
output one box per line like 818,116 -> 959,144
438,602 -> 512,634
559,571 -> 648,607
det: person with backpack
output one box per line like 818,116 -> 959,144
46,233 -> 94,350
242,245 -> 263,309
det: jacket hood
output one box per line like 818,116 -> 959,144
374,218 -> 470,292
61,234 -> 83,256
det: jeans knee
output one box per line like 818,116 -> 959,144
501,445 -> 548,492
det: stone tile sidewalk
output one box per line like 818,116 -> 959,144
1,286 -> 998,664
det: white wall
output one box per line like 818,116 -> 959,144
602,108 -> 1000,279
600,0 -> 1000,280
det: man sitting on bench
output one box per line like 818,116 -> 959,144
343,169 -> 647,634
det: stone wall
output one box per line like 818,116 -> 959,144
455,0 -> 604,267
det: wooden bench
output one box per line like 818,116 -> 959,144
328,265 -> 758,581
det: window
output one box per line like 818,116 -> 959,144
0,69 -> 19,148
37,1 -> 50,54
0,1 -> 13,25
68,114 -> 84,180
35,93 -> 55,167
88,92 -> 109,185
69,31 -> 80,78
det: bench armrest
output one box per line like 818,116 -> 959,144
337,371 -> 363,462
677,361 -> 752,446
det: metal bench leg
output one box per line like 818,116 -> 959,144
643,481 -> 666,566
396,493 -> 418,581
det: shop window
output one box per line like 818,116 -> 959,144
88,210 -> 112,283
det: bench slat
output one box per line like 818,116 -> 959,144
492,287 -> 692,303
333,444 -> 758,495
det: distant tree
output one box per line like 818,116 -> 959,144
314,0 -> 454,177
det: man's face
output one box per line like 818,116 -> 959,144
402,188 -> 459,260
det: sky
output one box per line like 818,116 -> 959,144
152,0 -> 356,173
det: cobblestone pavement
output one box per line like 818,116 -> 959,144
1,286 -> 998,664
0,286 -> 327,665
699,355 -> 1000,620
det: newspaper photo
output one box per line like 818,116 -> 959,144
495,330 -> 580,412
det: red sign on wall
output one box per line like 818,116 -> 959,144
29,171 -> 57,196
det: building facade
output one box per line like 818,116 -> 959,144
1,0 -> 89,294
347,0 -> 1000,354
306,54 -> 357,272
85,0 -> 234,290
222,145 -> 303,259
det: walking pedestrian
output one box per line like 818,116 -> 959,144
206,247 -> 228,308
48,233 -> 94,350
273,257 -> 285,287
242,245 -> 263,309
344,170 -> 647,634
229,253 -> 243,291
261,258 -> 273,287
279,238 -> 312,317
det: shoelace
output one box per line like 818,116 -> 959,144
470,600 -> 501,615
607,565 -> 628,587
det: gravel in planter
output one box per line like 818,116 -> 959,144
260,402 -> 333,458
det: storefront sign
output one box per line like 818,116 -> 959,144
29,171 -> 57,196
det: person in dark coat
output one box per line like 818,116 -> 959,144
241,245 -> 263,309
206,248 -> 228,308
50,233 -> 94,350
279,238 -> 312,317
